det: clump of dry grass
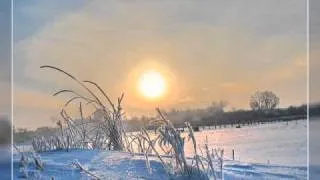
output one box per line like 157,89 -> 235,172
31,65 -> 225,179
32,65 -> 128,152
15,145 -> 44,179
128,108 -> 224,179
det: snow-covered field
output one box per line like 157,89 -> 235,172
13,150 -> 307,180
14,120 -> 308,179
185,120 -> 307,166
309,118 -> 320,179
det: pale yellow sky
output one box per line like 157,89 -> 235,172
13,0 -> 308,129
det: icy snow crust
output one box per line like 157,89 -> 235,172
13,150 -> 307,180
14,120 -> 307,179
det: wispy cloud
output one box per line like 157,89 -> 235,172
14,0 -> 307,128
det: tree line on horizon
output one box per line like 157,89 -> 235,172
14,90 -> 315,143
126,90 -> 306,129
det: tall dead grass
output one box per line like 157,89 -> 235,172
32,65 -> 224,179
128,108 -> 224,179
33,65 -> 128,152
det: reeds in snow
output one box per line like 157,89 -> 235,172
128,108 -> 224,179
33,65 -> 129,152
31,65 -> 225,179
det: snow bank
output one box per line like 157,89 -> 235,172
13,150 -> 306,180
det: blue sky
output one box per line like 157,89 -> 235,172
13,0 -> 309,129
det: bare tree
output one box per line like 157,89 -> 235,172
250,91 -> 280,112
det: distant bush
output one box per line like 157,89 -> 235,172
14,126 -> 58,144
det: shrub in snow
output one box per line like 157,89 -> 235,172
129,108 -> 224,180
32,65 -> 129,152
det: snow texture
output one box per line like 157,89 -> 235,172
13,120 -> 308,179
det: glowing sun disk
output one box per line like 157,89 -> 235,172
138,70 -> 166,99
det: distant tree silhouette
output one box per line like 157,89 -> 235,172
250,91 -> 280,113
206,100 -> 228,115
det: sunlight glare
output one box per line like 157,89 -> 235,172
138,70 -> 166,99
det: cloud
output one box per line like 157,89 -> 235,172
14,0 -> 307,128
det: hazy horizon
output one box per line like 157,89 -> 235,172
12,0 -> 308,129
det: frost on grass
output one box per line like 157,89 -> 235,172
14,145 -> 44,179
26,65 -> 226,179
127,108 -> 224,179
33,65 -> 129,152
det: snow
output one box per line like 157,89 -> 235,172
13,150 -> 307,180
185,120 -> 307,166
14,150 -> 168,180
223,161 -> 307,180
13,120 -> 308,179
309,118 -> 320,179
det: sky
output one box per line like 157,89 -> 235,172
0,0 -> 11,118
310,0 -> 320,104
12,0 -> 309,129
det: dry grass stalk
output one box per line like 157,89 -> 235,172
72,160 -> 101,180
33,65 -> 129,152
127,108 -> 223,179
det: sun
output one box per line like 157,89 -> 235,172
138,70 -> 166,99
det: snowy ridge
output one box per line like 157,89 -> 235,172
14,150 -> 306,180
